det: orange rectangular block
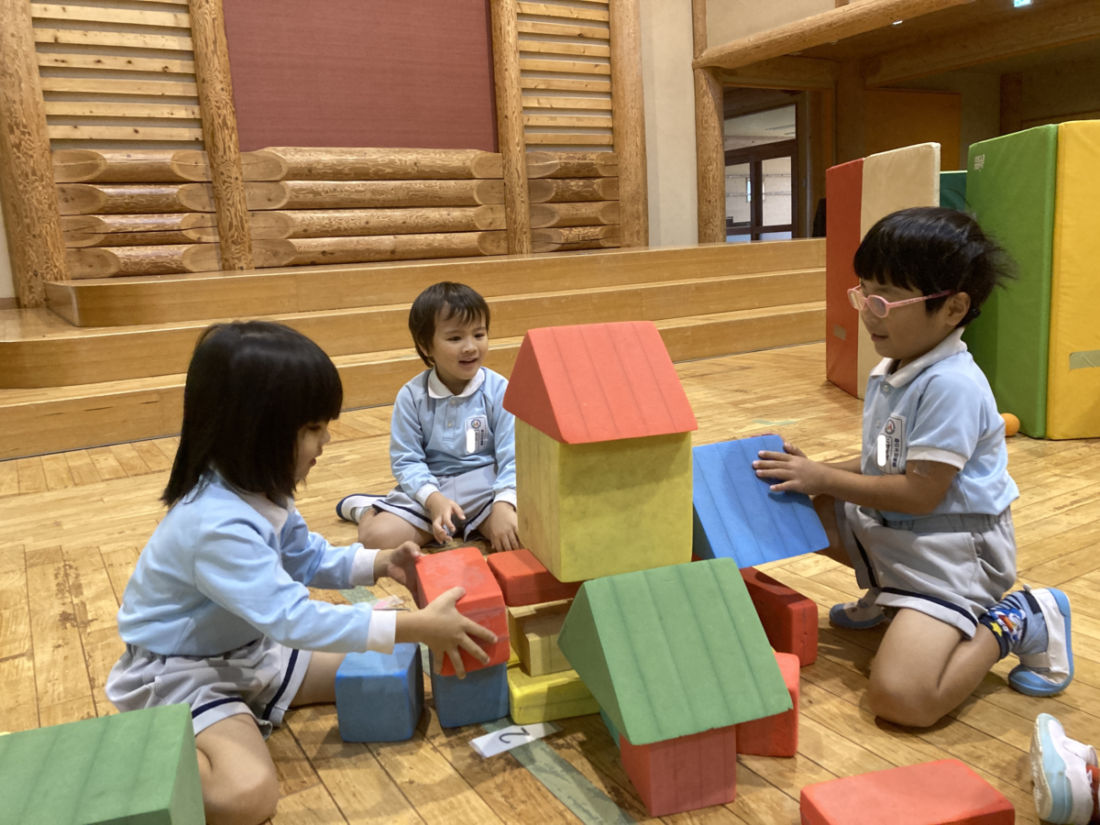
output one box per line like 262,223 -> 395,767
741,567 -> 818,666
736,651 -> 799,758
619,725 -> 737,817
800,760 -> 1014,825
486,548 -> 581,607
414,547 -> 510,677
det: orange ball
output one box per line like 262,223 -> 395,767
1001,412 -> 1020,437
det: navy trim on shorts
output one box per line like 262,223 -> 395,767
881,587 -> 978,627
192,696 -> 249,719
853,535 -> 880,589
378,500 -> 433,530
262,648 -> 300,721
461,499 -> 492,536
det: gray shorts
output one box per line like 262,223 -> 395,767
836,502 -> 1017,638
105,636 -> 312,738
375,464 -> 498,539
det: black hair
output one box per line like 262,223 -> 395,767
163,321 -> 343,506
853,206 -> 1014,327
408,282 -> 491,366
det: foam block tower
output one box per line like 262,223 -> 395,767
487,548 -> 581,606
430,654 -> 510,728
741,567 -> 819,667
736,651 -> 800,757
0,703 -> 204,824
335,643 -> 424,742
503,321 -> 698,582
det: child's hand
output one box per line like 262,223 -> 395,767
783,441 -> 808,459
482,502 -> 520,552
373,541 -> 422,600
753,449 -> 828,495
397,587 -> 496,678
426,492 -> 465,544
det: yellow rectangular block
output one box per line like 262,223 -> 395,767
508,666 -> 600,725
516,420 -> 693,581
507,599 -> 572,677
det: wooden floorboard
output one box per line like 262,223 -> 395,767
0,341 -> 1096,824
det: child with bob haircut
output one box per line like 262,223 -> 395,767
755,207 -> 1074,728
106,321 -> 497,825
336,281 -> 520,552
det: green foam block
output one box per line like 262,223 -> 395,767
0,704 -> 205,824
557,558 -> 790,746
939,170 -> 967,211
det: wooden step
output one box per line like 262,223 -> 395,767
3,269 -> 823,389
0,302 -> 824,459
45,239 -> 825,327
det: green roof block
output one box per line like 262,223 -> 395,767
0,704 -> 204,825
557,558 -> 790,746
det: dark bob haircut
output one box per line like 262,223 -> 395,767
854,206 -> 1014,327
163,321 -> 343,507
408,282 -> 491,367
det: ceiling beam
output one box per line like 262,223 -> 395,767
719,56 -> 838,90
693,0 -> 974,71
863,0 -> 1100,87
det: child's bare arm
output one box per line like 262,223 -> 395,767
395,587 -> 496,678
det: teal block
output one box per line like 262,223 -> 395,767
600,708 -> 621,749
0,704 -> 204,824
940,170 -> 967,210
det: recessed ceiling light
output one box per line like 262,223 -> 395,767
892,19 -> 903,25
1014,0 -> 1032,6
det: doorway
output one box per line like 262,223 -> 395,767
724,103 -> 797,243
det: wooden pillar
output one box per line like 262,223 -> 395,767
694,69 -> 725,244
609,0 -> 649,247
188,0 -> 252,270
490,0 -> 531,255
836,60 -> 865,163
691,0 -> 707,59
999,72 -> 1022,135
0,0 -> 68,307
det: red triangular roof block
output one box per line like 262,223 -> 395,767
503,321 -> 698,444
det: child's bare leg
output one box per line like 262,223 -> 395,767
813,494 -> 853,568
357,510 -> 432,548
195,714 -> 280,825
291,652 -> 346,706
868,607 -> 1000,728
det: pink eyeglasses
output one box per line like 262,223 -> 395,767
847,285 -> 956,318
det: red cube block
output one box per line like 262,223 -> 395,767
736,651 -> 799,757
741,567 -> 819,666
415,547 -> 510,677
619,725 -> 737,817
486,549 -> 581,607
800,760 -> 1015,825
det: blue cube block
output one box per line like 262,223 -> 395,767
335,643 -> 424,742
429,653 -> 509,728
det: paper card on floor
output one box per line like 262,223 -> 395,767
470,722 -> 560,758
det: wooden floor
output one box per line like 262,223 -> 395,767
2,341 -> 1098,824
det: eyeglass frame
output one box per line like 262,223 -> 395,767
847,285 -> 957,318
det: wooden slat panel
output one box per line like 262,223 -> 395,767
37,52 -> 195,74
33,28 -> 194,52
48,124 -> 203,142
519,59 -> 611,75
520,76 -> 611,93
31,3 -> 191,28
518,40 -> 610,58
45,102 -> 201,119
517,2 -> 609,22
516,20 -> 609,40
525,133 -> 614,145
524,114 -> 612,128
523,96 -> 612,111
40,77 -> 198,97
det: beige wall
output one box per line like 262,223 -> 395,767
1022,55 -> 1100,126
894,72 -> 1001,169
707,0 -> 833,45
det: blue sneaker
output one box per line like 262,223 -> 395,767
829,589 -> 886,630
335,493 -> 383,524
1031,713 -> 1097,825
1009,587 -> 1074,697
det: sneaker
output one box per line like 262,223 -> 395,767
1031,713 -> 1098,825
335,493 -> 384,524
829,589 -> 886,629
1009,587 -> 1074,697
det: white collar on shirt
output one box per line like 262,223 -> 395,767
870,327 -> 967,389
427,367 -> 485,399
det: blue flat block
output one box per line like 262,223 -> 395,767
693,435 -> 829,569
336,643 -> 424,742
600,708 -> 621,749
429,654 -> 509,728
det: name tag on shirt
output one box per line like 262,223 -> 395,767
877,413 -> 906,474
465,415 -> 489,454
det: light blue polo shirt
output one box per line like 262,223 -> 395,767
862,327 -> 1019,521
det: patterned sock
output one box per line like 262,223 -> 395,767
1088,763 -> 1099,824
979,591 -> 1047,660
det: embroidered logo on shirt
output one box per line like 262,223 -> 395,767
878,413 -> 906,474
465,415 -> 489,454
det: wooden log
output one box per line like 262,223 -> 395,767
52,149 -> 286,183
525,151 -> 619,179
61,213 -> 215,247
527,178 -> 619,203
57,184 -> 199,215
65,244 -> 216,278
219,232 -> 509,268
490,0 -> 532,254
695,68 -> 726,244
692,0 -> 707,58
608,0 -> 649,246
531,225 -> 620,253
177,180 -> 507,211
0,0 -> 68,306
251,206 -> 505,239
255,147 -> 503,181
529,201 -> 620,228
188,0 -> 253,269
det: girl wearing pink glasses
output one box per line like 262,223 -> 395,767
754,207 -> 1073,728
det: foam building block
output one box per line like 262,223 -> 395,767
487,548 -> 581,606
825,157 -> 864,398
429,654 -> 510,728
600,708 -> 621,749
335,643 -> 424,742
415,546 -> 510,676
736,651 -> 799,757
558,558 -> 790,745
1047,120 -> 1100,439
619,724 -> 738,817
741,566 -> 819,666
0,703 -> 204,824
507,599 -> 572,676
940,169 -> 967,211
692,435 -> 829,570
963,125 -> 1057,437
800,759 -> 1014,825
504,321 -> 698,582
508,666 -> 599,724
